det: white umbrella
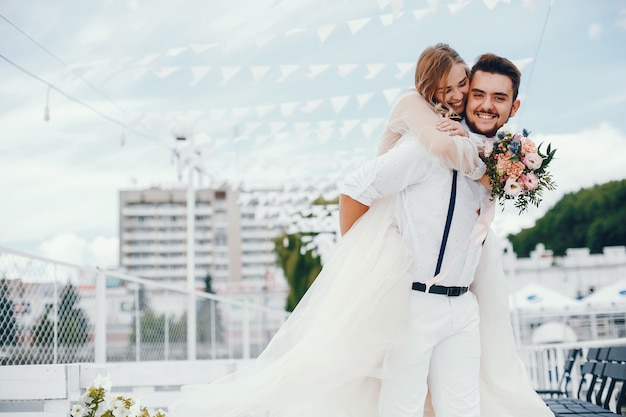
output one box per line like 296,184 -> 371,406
509,284 -> 582,314
581,280 -> 626,310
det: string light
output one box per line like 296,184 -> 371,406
44,86 -> 51,122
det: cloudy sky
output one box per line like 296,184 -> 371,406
1,0 -> 625,268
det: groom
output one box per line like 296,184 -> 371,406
339,52 -> 522,417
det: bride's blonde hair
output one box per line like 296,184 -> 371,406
415,43 -> 468,119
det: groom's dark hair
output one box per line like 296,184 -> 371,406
470,53 -> 521,101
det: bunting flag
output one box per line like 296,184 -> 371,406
448,0 -> 471,15
280,102 -> 299,116
317,24 -> 336,43
153,67 -> 181,79
307,65 -> 330,79
365,64 -> 386,79
337,64 -> 358,78
220,66 -> 241,85
167,46 -> 188,56
278,65 -> 300,82
189,42 -> 217,54
190,66 -> 211,86
348,17 -> 371,35
357,92 -> 375,109
330,96 -> 350,114
256,104 -> 276,118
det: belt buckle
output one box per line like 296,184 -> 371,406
447,287 -> 461,297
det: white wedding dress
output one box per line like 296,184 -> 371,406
169,90 -> 553,417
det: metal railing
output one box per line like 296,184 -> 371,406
0,247 -> 290,365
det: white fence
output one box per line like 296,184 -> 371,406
0,247 -> 290,365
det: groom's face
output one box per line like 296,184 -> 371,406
465,70 -> 520,137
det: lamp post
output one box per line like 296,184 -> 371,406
172,119 -> 197,361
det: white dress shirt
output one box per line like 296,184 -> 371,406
341,133 -> 494,288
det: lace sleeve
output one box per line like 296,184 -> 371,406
380,90 -> 486,180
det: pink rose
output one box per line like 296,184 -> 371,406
520,172 -> 539,190
504,178 -> 523,197
523,152 -> 543,170
521,139 -> 538,155
507,161 -> 526,180
496,158 -> 511,175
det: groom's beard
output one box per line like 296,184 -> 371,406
465,115 -> 505,138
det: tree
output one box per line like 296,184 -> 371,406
274,233 -> 323,312
58,283 -> 90,346
509,179 -> 626,257
197,274 -> 224,344
0,279 -> 17,347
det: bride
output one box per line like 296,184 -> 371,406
169,44 -> 553,417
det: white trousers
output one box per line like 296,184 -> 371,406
379,289 -> 481,417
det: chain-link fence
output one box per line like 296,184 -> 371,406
0,247 -> 289,365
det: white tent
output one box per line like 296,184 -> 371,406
531,321 -> 578,344
581,280 -> 626,311
509,284 -> 582,314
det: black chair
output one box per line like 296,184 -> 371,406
537,348 -> 582,398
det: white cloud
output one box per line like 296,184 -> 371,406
587,23 -> 602,40
40,233 -> 87,265
38,233 -> 118,267
618,9 -> 626,31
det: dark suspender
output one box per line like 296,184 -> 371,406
434,170 -> 457,276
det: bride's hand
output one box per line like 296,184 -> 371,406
478,174 -> 492,190
437,118 -> 468,137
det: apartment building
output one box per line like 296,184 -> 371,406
118,184 -> 338,287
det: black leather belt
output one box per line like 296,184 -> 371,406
412,281 -> 468,297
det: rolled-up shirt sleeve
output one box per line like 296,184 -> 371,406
341,137 -> 434,206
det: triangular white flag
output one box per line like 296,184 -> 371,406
361,118 -> 385,138
365,64 -> 386,80
221,66 -> 241,85
318,24 -> 336,43
377,0 -> 391,9
448,0 -> 471,14
337,64 -> 358,78
154,67 -> 181,79
285,28 -> 306,36
380,13 -> 395,26
301,99 -> 324,113
256,34 -> 276,50
383,88 -> 402,105
513,57 -> 534,72
251,66 -> 272,83
483,0 -> 500,10
307,65 -> 330,79
167,46 -> 188,56
318,120 -> 336,131
339,119 -> 360,140
190,42 -> 217,54
190,66 -> 211,86
413,8 -> 433,21
256,104 -> 276,118
318,128 -> 334,144
280,102 -> 299,116
348,18 -> 371,35
395,62 -> 414,79
330,96 -> 350,114
138,53 -> 160,66
357,93 -> 375,109
278,65 -> 300,82
391,0 -> 404,17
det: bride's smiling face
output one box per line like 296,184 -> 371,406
435,63 -> 469,116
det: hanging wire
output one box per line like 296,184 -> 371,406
518,1 -> 553,126
0,12 -> 127,115
0,52 -> 157,141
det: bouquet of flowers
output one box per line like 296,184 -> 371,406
481,128 -> 557,213
69,374 -> 167,417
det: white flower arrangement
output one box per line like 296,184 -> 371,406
69,374 -> 167,417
